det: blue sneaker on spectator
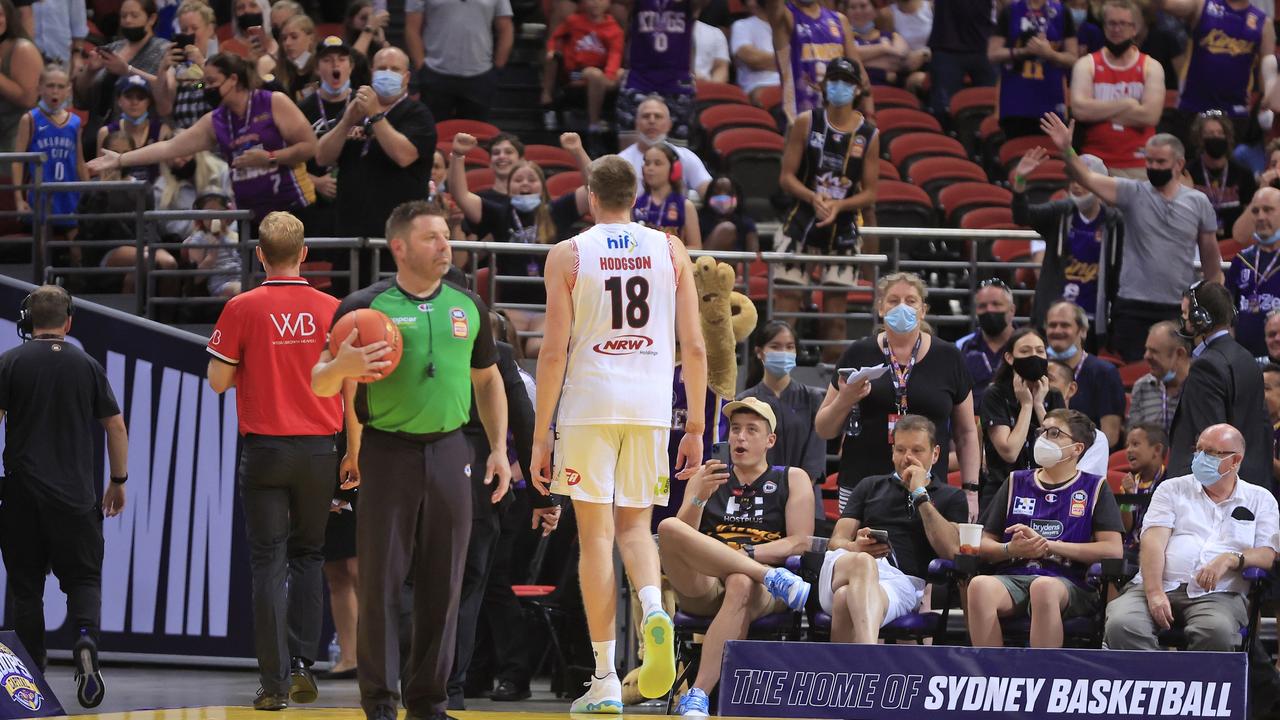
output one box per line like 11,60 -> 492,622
763,567 -> 810,611
676,687 -> 710,717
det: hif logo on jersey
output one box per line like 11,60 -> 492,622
0,642 -> 44,713
606,233 -> 637,252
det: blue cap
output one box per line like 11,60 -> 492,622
114,74 -> 152,96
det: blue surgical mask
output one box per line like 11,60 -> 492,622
510,194 -> 541,213
1191,450 -> 1229,487
37,99 -> 56,115
321,78 -> 350,95
1162,369 -> 1176,383
1256,229 -> 1280,246
1069,7 -> 1087,25
371,69 -> 403,98
1047,344 -> 1079,361
826,80 -> 855,107
125,111 -> 149,126
763,351 -> 796,377
883,304 -> 918,334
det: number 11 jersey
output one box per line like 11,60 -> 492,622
559,222 -> 678,427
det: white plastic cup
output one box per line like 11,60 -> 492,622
958,523 -> 983,555
809,536 -> 829,554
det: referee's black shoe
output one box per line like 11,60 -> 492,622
73,630 -> 105,708
253,688 -> 288,711
289,657 -> 319,704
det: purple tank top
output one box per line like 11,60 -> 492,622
211,89 -> 312,219
997,0 -> 1070,119
1179,0 -> 1266,116
624,0 -> 694,94
633,190 -> 686,239
1002,468 -> 1106,586
1061,211 -> 1104,317
784,2 -> 845,117
105,116 -> 164,183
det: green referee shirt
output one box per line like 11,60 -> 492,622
333,278 -> 497,436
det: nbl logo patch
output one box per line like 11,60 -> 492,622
1070,490 -> 1089,518
450,307 -> 469,338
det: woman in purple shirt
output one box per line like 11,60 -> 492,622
87,53 -> 316,226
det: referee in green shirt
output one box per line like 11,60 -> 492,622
312,201 -> 512,720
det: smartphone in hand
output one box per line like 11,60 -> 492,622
711,441 -> 732,467
868,529 -> 890,544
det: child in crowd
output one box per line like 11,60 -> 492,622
182,192 -> 242,297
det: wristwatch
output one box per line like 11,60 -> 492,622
912,490 -> 931,508
1232,551 -> 1245,570
368,111 -> 388,125
744,545 -> 756,560
267,150 -> 278,168
110,474 -> 128,485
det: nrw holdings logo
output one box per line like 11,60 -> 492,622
592,334 -> 654,355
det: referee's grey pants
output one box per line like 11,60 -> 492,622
358,428 -> 473,718
238,433 -> 339,694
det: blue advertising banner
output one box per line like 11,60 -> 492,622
0,277 -> 258,661
0,631 -> 62,718
720,640 -> 1248,719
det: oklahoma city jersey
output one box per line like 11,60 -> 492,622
558,222 -> 677,427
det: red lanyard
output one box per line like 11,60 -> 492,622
881,334 -> 922,415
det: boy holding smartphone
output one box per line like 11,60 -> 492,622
822,414 -> 968,643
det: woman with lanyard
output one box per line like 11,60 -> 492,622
632,142 -> 701,247
87,52 -> 317,228
448,131 -> 590,357
814,271 -> 981,516
1186,111 -> 1256,241
978,327 -> 1068,514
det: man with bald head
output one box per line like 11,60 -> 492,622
1226,186 -> 1280,357
316,46 -> 438,238
1104,424 -> 1279,652
617,96 -> 712,198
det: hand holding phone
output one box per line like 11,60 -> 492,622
711,441 -> 732,466
868,529 -> 890,544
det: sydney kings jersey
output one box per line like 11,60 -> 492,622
1000,468 -> 1107,586
1061,211 -> 1104,317
998,0 -> 1070,119
1082,51 -> 1154,168
559,222 -> 678,427
624,0 -> 694,95
633,190 -> 686,238
211,89 -> 314,219
782,1 -> 846,117
783,107 -> 876,252
1179,0 -> 1265,116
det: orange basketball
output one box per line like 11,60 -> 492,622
329,308 -> 403,383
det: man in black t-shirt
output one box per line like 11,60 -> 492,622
0,285 -> 128,710
927,0 -> 998,116
314,46 -> 437,240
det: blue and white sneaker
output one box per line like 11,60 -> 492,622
570,672 -> 623,714
676,687 -> 710,717
763,567 -> 811,611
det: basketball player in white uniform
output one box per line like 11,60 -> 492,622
532,155 -> 708,713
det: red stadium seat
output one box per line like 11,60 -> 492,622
699,104 -> 778,138
1219,239 -> 1245,262
1108,449 -> 1132,474
466,167 -> 496,194
960,206 -> 1014,229
888,133 -> 967,176
948,87 -> 996,153
712,127 -> 785,155
879,162 -> 901,181
871,85 -> 923,111
475,266 -> 492,306
877,108 -> 943,146
978,113 -> 1005,168
546,170 -> 584,199
875,180 -> 936,227
937,182 -> 1012,226
696,81 -> 750,108
216,22 -> 234,41
998,135 -> 1062,171
754,85 -> 782,113
438,141 -> 489,168
315,22 -> 343,38
1165,89 -> 1179,108
908,157 -> 988,200
436,119 -> 502,146
1118,361 -> 1151,390
715,128 -> 785,217
990,238 -> 1032,262
523,144 -> 579,172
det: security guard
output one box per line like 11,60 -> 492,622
312,200 -> 512,720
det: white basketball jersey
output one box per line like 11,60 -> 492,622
557,222 -> 678,426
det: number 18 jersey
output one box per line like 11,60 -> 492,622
558,222 -> 678,427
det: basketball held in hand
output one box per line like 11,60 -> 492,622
329,308 -> 403,382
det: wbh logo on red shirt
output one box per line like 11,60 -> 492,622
269,313 -> 319,344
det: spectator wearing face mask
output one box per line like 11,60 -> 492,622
698,176 -> 759,253
1226,187 -> 1280,357
1129,320 -> 1192,433
1186,112 -> 1256,241
1012,148 -> 1124,335
956,278 -> 1016,407
1043,299 -> 1125,449
738,322 -> 828,507
97,74 -> 170,183
1066,0 -> 1104,51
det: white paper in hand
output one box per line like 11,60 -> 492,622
837,364 -> 891,384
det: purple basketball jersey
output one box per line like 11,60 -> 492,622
1179,0 -> 1266,116
783,1 -> 846,117
1227,244 -> 1280,355
633,190 -> 685,238
211,89 -> 313,219
997,0 -> 1070,119
624,0 -> 694,95
1061,211 -> 1104,317
1002,468 -> 1106,585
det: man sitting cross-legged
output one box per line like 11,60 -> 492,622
822,414 -> 967,642
658,397 -> 814,717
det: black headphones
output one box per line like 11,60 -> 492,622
18,286 -> 74,341
1184,279 -> 1234,337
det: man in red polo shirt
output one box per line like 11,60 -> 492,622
206,211 -> 389,711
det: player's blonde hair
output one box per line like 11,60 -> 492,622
258,211 -> 305,266
588,155 -> 638,212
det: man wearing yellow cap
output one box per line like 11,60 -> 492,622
655,396 -> 815,717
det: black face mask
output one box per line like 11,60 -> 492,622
1147,167 -> 1174,189
120,25 -> 148,43
271,26 -> 283,43
171,161 -> 197,180
1203,137 -> 1229,159
1012,355 -> 1049,381
203,84 -> 223,108
238,12 -> 264,30
1104,38 -> 1133,55
978,311 -> 1009,337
